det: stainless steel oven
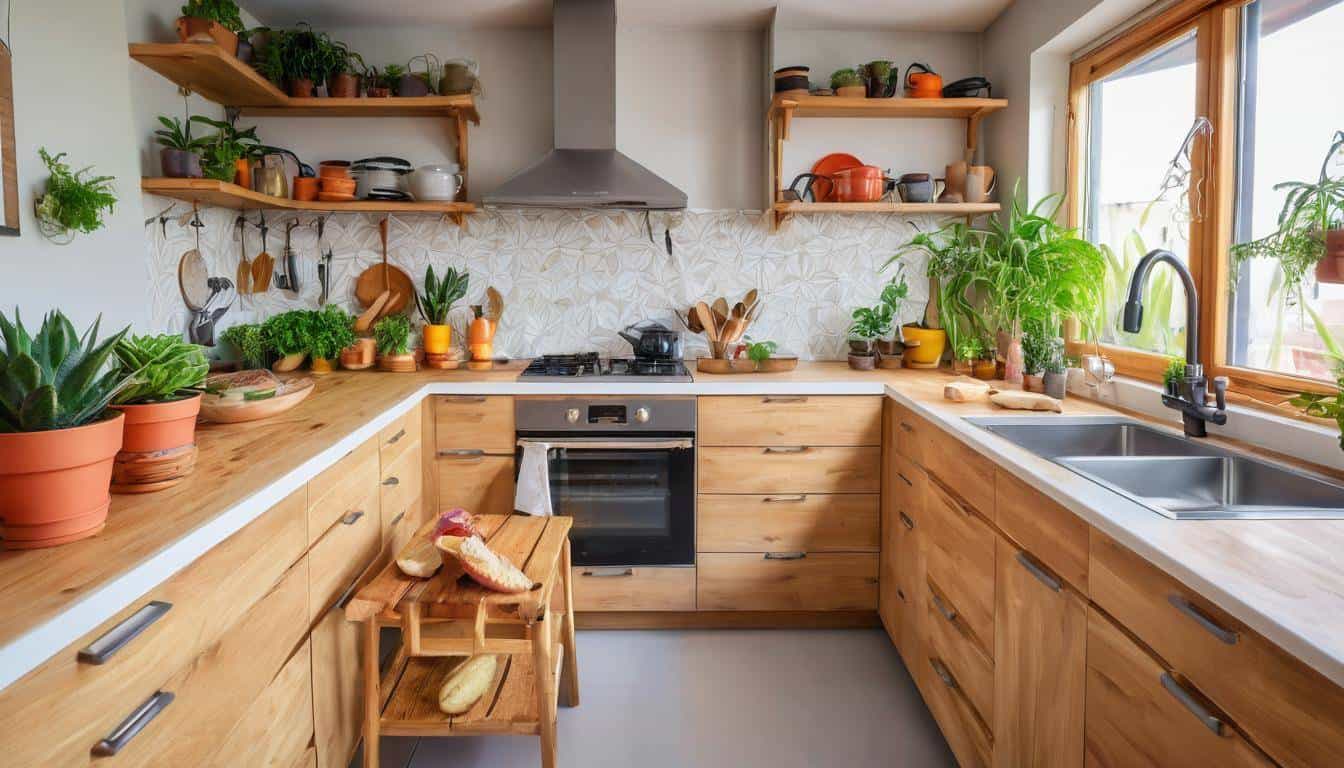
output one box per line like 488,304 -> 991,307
515,397 -> 695,567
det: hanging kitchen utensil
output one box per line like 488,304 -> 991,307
234,216 -> 251,296
189,277 -> 234,346
317,217 -> 332,306
178,207 -> 210,311
684,305 -> 704,334
251,213 -> 274,292
355,216 -> 413,315
694,302 -> 718,341
275,219 -> 300,293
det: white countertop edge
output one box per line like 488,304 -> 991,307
883,385 -> 1344,690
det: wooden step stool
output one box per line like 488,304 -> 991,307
345,514 -> 580,768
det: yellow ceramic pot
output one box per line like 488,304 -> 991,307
310,357 -> 336,375
901,326 -> 947,369
423,324 -> 453,355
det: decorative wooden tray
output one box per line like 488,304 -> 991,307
199,373 -> 315,423
696,356 -> 799,374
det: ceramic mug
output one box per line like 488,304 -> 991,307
965,165 -> 997,203
896,173 -> 943,203
939,161 -> 968,203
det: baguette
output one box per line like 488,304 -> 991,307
438,655 -> 500,714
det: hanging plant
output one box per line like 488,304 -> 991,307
34,149 -> 117,244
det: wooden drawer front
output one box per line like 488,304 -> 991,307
434,395 -> 514,453
379,440 -> 423,527
571,566 -> 696,611
1091,531 -> 1344,768
379,405 -> 423,468
698,395 -> 881,446
888,450 -> 925,522
995,469 -> 1089,595
436,454 -> 516,516
925,579 -> 994,727
921,647 -> 993,768
204,638 -> 313,768
313,607 -> 364,768
924,475 -> 996,652
0,489 -> 305,768
309,484 -> 381,621
698,446 -> 880,494
697,494 -> 878,552
922,425 -> 994,518
102,558 -> 310,767
383,502 -> 420,563
890,401 -> 926,466
1085,608 -> 1273,768
697,552 -> 878,611
308,437 -> 380,543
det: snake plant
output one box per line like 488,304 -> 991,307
417,265 -> 470,325
0,309 -> 134,432
111,334 -> 209,405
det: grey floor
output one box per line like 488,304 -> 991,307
356,628 -> 954,768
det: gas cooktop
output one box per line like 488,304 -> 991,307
518,353 -> 693,382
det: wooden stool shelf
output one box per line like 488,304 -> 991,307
347,514 -> 579,768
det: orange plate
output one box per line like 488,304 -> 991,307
317,192 -> 356,202
810,152 -> 863,203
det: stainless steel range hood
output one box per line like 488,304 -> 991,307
482,0 -> 687,210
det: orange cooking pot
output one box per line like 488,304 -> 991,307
832,165 -> 885,203
906,62 -> 943,99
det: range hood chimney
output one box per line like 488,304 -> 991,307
482,0 -> 687,210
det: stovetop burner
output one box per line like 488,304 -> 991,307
519,353 -> 692,382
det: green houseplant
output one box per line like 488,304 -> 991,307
373,314 -> 416,372
262,25 -> 333,97
177,0 -> 244,55
417,265 -> 469,355
1162,356 -> 1187,397
188,116 -> 260,183
862,60 -> 894,97
108,334 -> 209,493
830,67 -> 864,96
0,309 -> 135,547
263,310 -> 311,372
847,301 -> 893,370
155,115 -> 205,178
306,306 -> 356,373
220,323 -> 268,369
34,149 -> 117,244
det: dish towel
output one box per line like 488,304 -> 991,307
514,440 -> 553,516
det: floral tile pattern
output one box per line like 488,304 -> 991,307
144,195 -> 935,360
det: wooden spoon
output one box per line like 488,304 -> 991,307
694,302 -> 718,342
712,297 -> 729,320
355,290 -> 390,332
722,317 -> 744,344
732,301 -> 746,319
235,220 -> 251,295
685,305 -> 704,334
743,288 -> 758,309
251,222 -> 273,292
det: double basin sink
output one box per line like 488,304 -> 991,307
968,416 -> 1344,520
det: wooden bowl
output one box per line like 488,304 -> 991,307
756,356 -> 799,372
199,377 -> 315,424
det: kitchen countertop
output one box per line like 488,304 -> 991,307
1,361 -> 1342,694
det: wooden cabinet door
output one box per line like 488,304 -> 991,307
880,401 -> 900,642
993,537 -> 1085,768
312,608 -> 364,768
436,454 -> 515,516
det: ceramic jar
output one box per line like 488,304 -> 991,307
408,164 -> 463,201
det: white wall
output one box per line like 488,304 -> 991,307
1,0 -> 151,333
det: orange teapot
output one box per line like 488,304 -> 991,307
905,63 -> 943,99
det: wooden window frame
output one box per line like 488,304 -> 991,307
1064,0 -> 1336,406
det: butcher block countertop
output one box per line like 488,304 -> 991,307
2,362 -> 1343,694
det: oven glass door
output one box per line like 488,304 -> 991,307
531,437 -> 694,567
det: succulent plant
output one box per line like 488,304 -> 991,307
417,265 -> 470,326
0,309 -> 134,432
111,334 -> 209,405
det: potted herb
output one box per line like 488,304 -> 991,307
374,314 -> 416,372
176,0 -> 245,56
155,115 -> 204,178
306,306 -> 355,374
1021,325 -> 1051,392
746,338 -> 778,371
954,337 -> 985,377
34,149 -> 117,245
830,68 -> 865,98
1230,131 -> 1344,294
263,25 -> 328,97
847,302 -> 892,370
1043,351 -> 1068,400
220,322 -> 268,369
327,44 -> 364,98
862,60 -> 894,98
366,64 -> 402,97
1162,356 -> 1186,397
0,310 -> 135,548
108,335 -> 209,493
417,264 -> 469,355
263,310 -> 310,372
188,116 -> 260,184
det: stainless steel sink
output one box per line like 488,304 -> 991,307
968,416 -> 1344,520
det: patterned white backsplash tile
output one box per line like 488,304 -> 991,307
145,195 -> 933,360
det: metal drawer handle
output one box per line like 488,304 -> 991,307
762,396 -> 807,404
929,658 -> 956,689
1160,673 -> 1224,735
444,396 -> 488,403
764,552 -> 807,560
78,601 -> 172,665
1016,552 -> 1061,592
438,449 -> 486,460
763,494 -> 807,503
93,690 -> 174,756
389,511 -> 406,527
386,428 -> 407,445
341,510 -> 365,526
1168,595 -> 1238,645
382,476 -> 400,487
763,446 -> 808,454
899,511 -> 915,530
582,567 -> 635,578
896,471 -> 913,487
896,588 -> 907,601
335,573 -> 364,610
930,592 -> 958,622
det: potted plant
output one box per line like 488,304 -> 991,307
262,25 -> 327,97
326,44 -> 364,98
176,0 -> 245,56
874,268 -> 909,357
1043,351 -> 1068,400
188,115 -> 260,184
745,338 -> 778,371
862,60 -> 894,98
154,115 -> 204,179
306,306 -> 355,374
1163,356 -> 1186,397
0,310 -> 135,548
107,334 -> 209,493
1230,131 -> 1344,293
374,314 -> 416,372
34,149 -> 117,245
847,301 -> 891,371
830,68 -> 865,98
220,322 -> 269,369
400,54 -> 440,97
1021,325 -> 1051,392
366,64 -> 401,97
263,310 -> 310,372
417,264 -> 469,356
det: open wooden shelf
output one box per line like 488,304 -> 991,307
771,200 -> 1000,229
142,178 -> 475,223
771,93 -> 1007,121
129,43 -> 480,123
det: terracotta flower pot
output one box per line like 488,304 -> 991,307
972,360 -> 997,380
328,72 -> 361,98
1316,230 -> 1344,284
340,338 -> 377,370
367,86 -> 391,98
161,147 -> 202,178
847,353 -> 877,371
0,412 -> 124,549
378,353 -> 417,373
109,394 -> 202,494
175,16 -> 239,56
292,176 -> 319,201
233,157 -> 251,189
287,77 -> 315,98
311,357 -> 336,375
1023,373 -> 1046,393
423,324 -> 453,355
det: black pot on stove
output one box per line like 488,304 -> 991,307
618,321 -> 683,360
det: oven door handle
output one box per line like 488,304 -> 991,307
517,438 -> 693,451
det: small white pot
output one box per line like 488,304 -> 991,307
408,164 -> 463,201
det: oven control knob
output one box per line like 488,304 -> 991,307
565,408 -> 581,424
634,407 -> 650,424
